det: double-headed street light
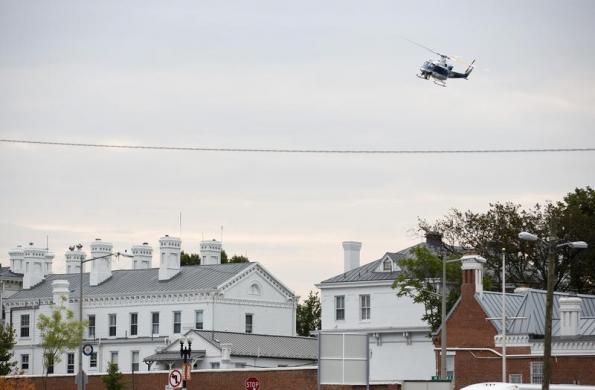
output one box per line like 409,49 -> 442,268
518,231 -> 588,390
180,337 -> 192,390
75,245 -> 133,390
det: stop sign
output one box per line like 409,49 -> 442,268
245,377 -> 260,390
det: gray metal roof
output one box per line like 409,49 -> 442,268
476,289 -> 595,337
191,330 -> 318,360
320,242 -> 430,284
5,263 -> 253,300
0,266 -> 22,280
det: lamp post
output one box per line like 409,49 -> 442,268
518,232 -> 588,390
75,244 -> 132,390
180,337 -> 192,390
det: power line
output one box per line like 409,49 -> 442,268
1,138 -> 594,155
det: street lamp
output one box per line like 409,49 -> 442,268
518,232 -> 588,390
75,244 -> 132,390
405,253 -> 484,380
180,337 -> 192,390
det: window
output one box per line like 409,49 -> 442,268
210,362 -> 220,369
383,259 -> 392,271
446,355 -> 455,379
245,314 -> 253,334
130,313 -> 138,336
250,283 -> 261,295
67,353 -> 75,373
173,311 -> 181,334
195,310 -> 204,330
335,296 -> 345,321
110,351 -> 118,367
109,314 -> 117,337
20,314 -> 30,338
21,354 -> 29,371
90,352 -> 97,368
88,315 -> 96,338
152,312 -> 160,334
131,351 -> 139,372
360,294 -> 371,320
531,361 -> 544,384
510,374 -> 523,384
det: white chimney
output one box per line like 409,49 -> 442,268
89,238 -> 113,286
52,279 -> 70,306
342,241 -> 362,273
131,242 -> 153,270
22,243 -> 46,289
159,235 -> 181,281
200,239 -> 222,265
460,253 -> 487,295
8,245 -> 24,274
559,296 -> 581,337
65,245 -> 86,274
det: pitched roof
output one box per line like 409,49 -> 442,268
476,289 -> 595,337
320,241 -> 441,284
5,263 -> 253,300
191,330 -> 318,360
0,266 -> 22,280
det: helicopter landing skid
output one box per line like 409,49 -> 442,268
433,80 -> 447,87
416,74 -> 429,80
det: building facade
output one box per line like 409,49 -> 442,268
317,238 -> 439,384
437,255 -> 595,389
5,236 -> 301,375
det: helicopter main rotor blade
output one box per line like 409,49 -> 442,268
401,36 -> 451,59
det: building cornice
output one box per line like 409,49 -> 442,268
315,280 -> 394,289
531,339 -> 595,356
494,334 -> 530,347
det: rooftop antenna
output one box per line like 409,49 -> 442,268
179,211 -> 182,238
220,226 -> 223,246
46,235 -> 49,250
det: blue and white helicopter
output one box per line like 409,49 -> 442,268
408,39 -> 475,87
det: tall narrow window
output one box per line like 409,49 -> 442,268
88,315 -> 96,338
245,314 -> 253,334
130,313 -> 138,336
173,311 -> 181,334
131,351 -> 139,372
108,314 -> 117,337
335,296 -> 345,321
90,352 -> 97,368
110,351 -> 118,368
20,314 -> 30,337
21,354 -> 29,371
531,361 -> 544,384
152,312 -> 160,335
360,294 -> 371,320
383,259 -> 392,271
195,310 -> 204,330
67,353 -> 75,373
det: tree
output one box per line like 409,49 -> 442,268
220,249 -> 228,263
102,362 -> 124,390
37,302 -> 86,381
0,323 -> 16,375
180,250 -> 201,266
228,255 -> 249,263
392,246 -> 464,331
296,291 -> 321,336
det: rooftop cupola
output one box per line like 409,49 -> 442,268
342,241 -> 362,273
65,244 -> 86,274
22,243 -> 47,289
131,242 -> 153,270
89,238 -> 113,286
159,235 -> 181,281
8,245 -> 24,274
200,239 -> 222,265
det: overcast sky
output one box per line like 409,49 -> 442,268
1,0 -> 594,298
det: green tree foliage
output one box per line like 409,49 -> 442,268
180,250 -> 201,266
101,362 -> 124,390
220,249 -> 228,263
0,323 -> 16,375
228,255 -> 249,263
37,302 -> 86,377
296,291 -> 321,336
392,246 -> 463,332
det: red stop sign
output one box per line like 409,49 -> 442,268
245,377 -> 260,390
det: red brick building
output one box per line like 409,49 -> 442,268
435,255 -> 595,390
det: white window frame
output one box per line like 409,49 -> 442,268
173,311 -> 181,334
130,313 -> 138,336
509,374 -> 523,384
359,294 -> 371,320
67,352 -> 75,374
88,314 -> 96,338
245,313 -> 253,334
90,352 -> 97,368
195,310 -> 204,330
531,361 -> 544,384
20,314 -> 30,338
152,312 -> 160,335
131,351 -> 139,372
108,314 -> 117,337
383,259 -> 392,271
21,354 -> 29,371
335,295 -> 345,321
110,351 -> 119,367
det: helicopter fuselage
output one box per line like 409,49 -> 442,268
419,60 -> 450,81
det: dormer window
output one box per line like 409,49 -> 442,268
383,259 -> 393,272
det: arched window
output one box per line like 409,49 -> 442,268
250,283 -> 261,295
383,259 -> 392,272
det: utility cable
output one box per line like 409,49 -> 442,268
1,138 -> 594,155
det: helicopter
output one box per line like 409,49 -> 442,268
407,38 -> 475,87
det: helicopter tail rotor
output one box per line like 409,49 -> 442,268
464,60 -> 476,78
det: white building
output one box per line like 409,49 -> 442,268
316,237 -> 441,384
4,235 -> 310,375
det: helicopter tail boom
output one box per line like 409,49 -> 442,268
464,59 -> 476,78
